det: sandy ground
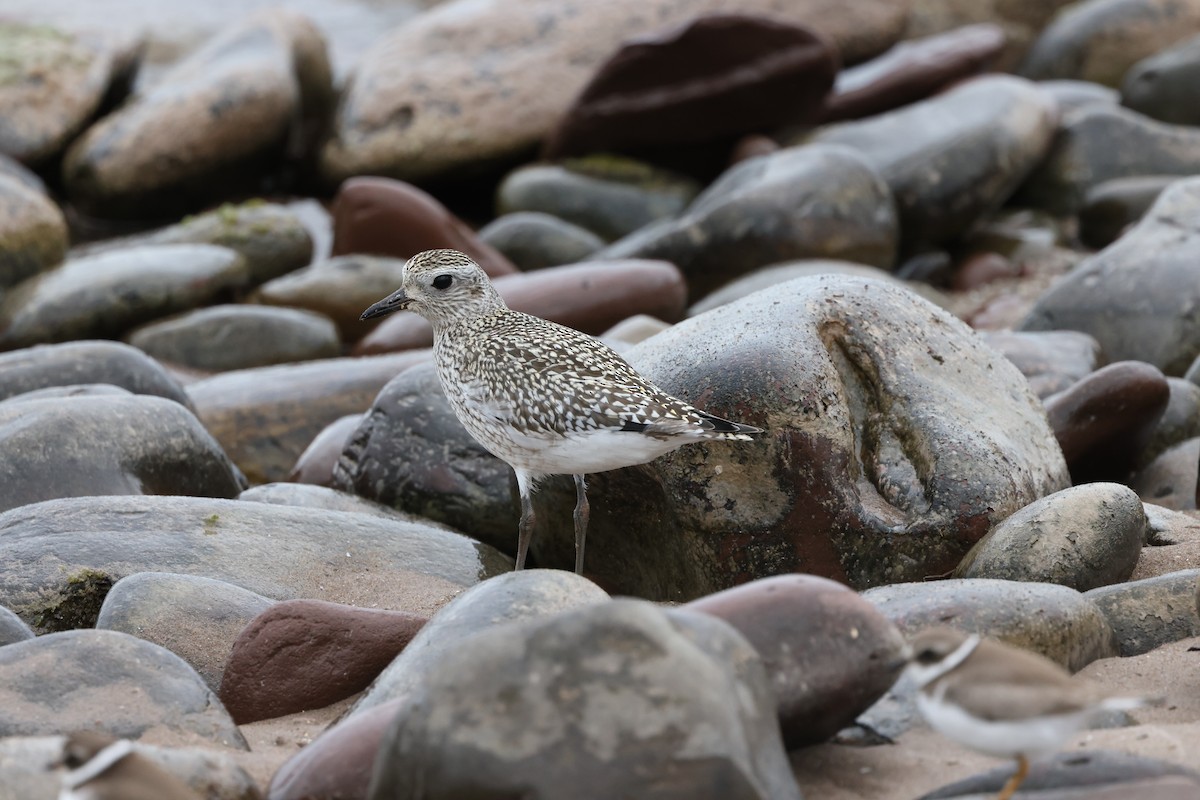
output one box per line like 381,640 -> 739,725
194,636 -> 1200,798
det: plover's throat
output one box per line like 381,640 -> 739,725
61,738 -> 135,789
915,633 -> 981,691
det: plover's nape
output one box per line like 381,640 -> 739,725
359,248 -> 763,575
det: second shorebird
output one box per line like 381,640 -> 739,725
361,249 -> 761,574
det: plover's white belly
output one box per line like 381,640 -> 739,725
916,691 -> 1091,760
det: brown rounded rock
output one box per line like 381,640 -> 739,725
978,330 -> 1102,399
823,23 -> 1007,122
685,574 -> 906,748
353,259 -> 687,354
219,599 -> 426,724
288,413 -> 364,487
0,174 -> 67,288
331,177 -> 517,277
544,14 -> 837,160
268,698 -> 403,800
1045,361 -> 1171,484
951,251 -> 1018,291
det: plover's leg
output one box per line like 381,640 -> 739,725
572,474 -> 589,574
515,471 -> 535,570
996,755 -> 1029,800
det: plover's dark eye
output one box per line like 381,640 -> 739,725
915,647 -> 940,665
432,274 -> 453,290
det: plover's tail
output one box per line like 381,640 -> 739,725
696,410 -> 762,440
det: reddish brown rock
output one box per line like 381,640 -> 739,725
331,177 -> 517,277
1046,361 -> 1171,485
823,24 -> 1007,121
730,134 -> 782,165
951,251 -> 1019,291
288,413 -> 364,487
544,14 -> 837,160
219,599 -> 426,724
268,698 -> 402,800
353,259 -> 687,355
685,574 -> 906,748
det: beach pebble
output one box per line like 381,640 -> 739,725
0,340 -> 192,406
0,244 -> 250,350
287,414 -> 364,487
348,569 -> 609,718
686,575 -> 907,748
0,495 -> 510,633
321,0 -> 909,183
219,599 -> 427,724
366,600 -> 801,800
477,212 -> 604,270
0,175 -> 67,288
330,177 -> 516,276
1079,175 -> 1177,249
0,629 -> 246,747
0,605 -> 34,646
0,394 -> 243,516
127,305 -> 341,372
593,144 -> 898,300
1122,33 -> 1200,125
1024,177 -> 1200,374
353,259 -> 687,355
978,330 -> 1101,399
863,578 -> 1118,670
63,10 -> 333,218
496,158 -> 699,241
1084,569 -> 1200,656
1131,438 -> 1200,511
955,484 -> 1147,591
187,351 -> 429,484
96,572 -> 274,691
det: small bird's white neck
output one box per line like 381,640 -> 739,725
61,738 -> 135,789
908,634 -> 981,691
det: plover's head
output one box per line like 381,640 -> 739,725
360,249 -> 506,328
903,626 -> 980,688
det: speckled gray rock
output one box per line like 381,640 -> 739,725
1143,379 -> 1200,467
0,24 -> 140,165
321,0 -> 910,183
0,605 -> 33,646
0,394 -> 243,515
0,175 -> 67,287
593,144 -> 898,299
240,482 -> 459,531
979,330 -> 1102,399
1020,0 -> 1200,86
96,572 -> 275,691
955,484 -> 1147,591
806,75 -> 1058,249
62,10 -> 333,218
687,259 -> 907,317
0,384 -> 133,404
75,201 -> 315,284
1016,106 -> 1200,214
366,600 -> 801,800
1039,78 -> 1120,112
863,578 -> 1118,670
495,158 -> 700,241
1122,33 -> 1200,125
1079,175 -> 1177,249
478,212 -> 604,270
187,351 -> 430,484
531,274 -> 1068,597
0,244 -> 250,350
1084,569 -> 1200,655
0,629 -> 245,747
127,305 -> 341,372
0,340 -> 192,407
253,254 -> 407,342
350,570 -> 609,718
334,362 -> 518,557
0,735 -> 259,800
0,495 -> 511,633
1132,438 -> 1200,511
1020,177 -> 1200,374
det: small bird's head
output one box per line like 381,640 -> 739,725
360,249 -> 506,329
903,626 -> 979,688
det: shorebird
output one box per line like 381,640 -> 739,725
55,730 -> 202,800
361,248 -> 761,574
903,627 -> 1154,800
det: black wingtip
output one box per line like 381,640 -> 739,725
698,411 -> 762,436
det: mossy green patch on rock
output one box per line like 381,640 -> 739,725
0,24 -> 86,87
30,567 -> 115,632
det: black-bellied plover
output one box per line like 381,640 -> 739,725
361,249 -> 761,574
903,628 -> 1155,800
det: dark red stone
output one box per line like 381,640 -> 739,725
331,177 -> 518,277
219,599 -> 426,724
951,251 -> 1019,291
685,574 -> 906,748
352,259 -> 687,355
1045,361 -> 1171,485
822,24 -> 1007,122
543,14 -> 838,159
267,698 -> 402,800
288,413 -> 364,487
